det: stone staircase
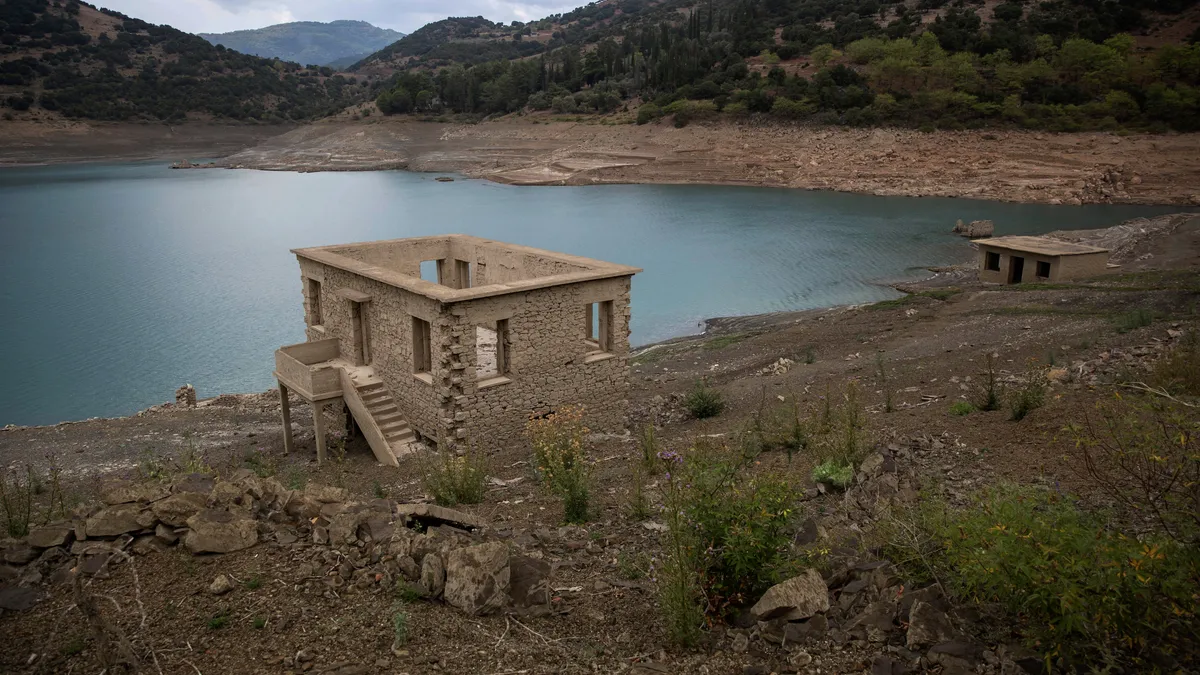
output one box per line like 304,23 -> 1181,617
337,367 -> 419,465
355,381 -> 419,457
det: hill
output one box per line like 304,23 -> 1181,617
360,0 -> 1200,132
199,20 -> 404,67
0,0 -> 367,122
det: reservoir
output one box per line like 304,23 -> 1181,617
0,163 -> 1183,426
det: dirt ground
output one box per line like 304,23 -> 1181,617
1,214 -> 1197,674
3,115 -> 1200,205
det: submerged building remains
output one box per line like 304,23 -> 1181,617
975,236 -> 1110,284
273,235 -> 640,465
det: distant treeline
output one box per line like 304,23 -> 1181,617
372,0 -> 1200,131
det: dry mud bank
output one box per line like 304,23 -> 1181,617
0,120 -> 293,166
214,117 -> 1200,205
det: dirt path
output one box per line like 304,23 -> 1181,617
213,116 -> 1200,205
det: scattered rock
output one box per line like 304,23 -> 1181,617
27,525 -> 73,549
152,492 -> 209,528
86,503 -> 150,537
101,481 -> 170,505
751,568 -> 829,621
208,574 -> 236,595
184,509 -> 258,554
0,586 -> 44,611
907,599 -> 957,649
508,555 -> 551,609
444,541 -> 510,616
305,484 -> 350,504
730,632 -> 749,653
420,552 -> 446,599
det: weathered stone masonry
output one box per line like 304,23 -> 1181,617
276,235 -> 640,460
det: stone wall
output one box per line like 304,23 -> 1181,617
451,276 -> 633,451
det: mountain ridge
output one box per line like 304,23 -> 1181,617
199,19 -> 405,67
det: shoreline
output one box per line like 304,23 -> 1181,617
4,118 -> 1200,205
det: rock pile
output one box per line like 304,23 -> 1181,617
174,384 -> 197,407
0,471 -> 550,619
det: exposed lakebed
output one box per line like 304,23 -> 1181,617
0,163 -> 1183,425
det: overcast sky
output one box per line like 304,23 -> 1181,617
99,0 -> 584,35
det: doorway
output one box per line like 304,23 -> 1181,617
1008,256 -> 1025,284
350,301 -> 370,365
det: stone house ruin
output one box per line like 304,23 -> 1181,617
273,235 -> 640,466
975,236 -> 1109,284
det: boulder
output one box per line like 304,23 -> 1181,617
184,509 -> 258,554
3,545 -> 38,565
154,523 -> 179,545
328,506 -> 374,546
751,568 -> 829,621
152,492 -> 209,528
209,480 -> 251,510
420,552 -> 445,599
952,219 -> 994,238
27,524 -> 73,549
86,503 -> 150,537
395,503 -> 484,531
396,555 -> 420,581
305,484 -> 349,504
101,481 -> 170,505
0,586 -> 44,611
509,555 -> 552,609
444,542 -> 511,616
907,599 -> 957,649
172,473 -> 216,495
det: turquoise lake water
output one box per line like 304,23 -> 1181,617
0,163 -> 1184,426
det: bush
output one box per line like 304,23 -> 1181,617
636,102 -> 661,124
1068,392 -> 1200,545
684,379 -> 724,419
810,459 -> 854,488
886,485 -> 1200,670
527,405 -> 591,523
1008,366 -> 1047,421
975,352 -> 1003,411
751,398 -> 806,460
422,446 -> 487,507
1152,330 -> 1200,396
1114,307 -> 1155,333
659,441 -> 796,632
949,400 -> 975,416
809,382 -> 868,467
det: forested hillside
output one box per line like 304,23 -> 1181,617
0,0 -> 366,121
199,20 -> 404,67
368,0 -> 1200,131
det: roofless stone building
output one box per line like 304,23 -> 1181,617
274,235 -> 640,465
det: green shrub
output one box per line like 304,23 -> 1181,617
422,445 -> 487,507
627,463 -> 650,520
638,424 -> 662,473
809,383 -> 869,467
1114,308 -> 1155,333
810,460 -> 854,489
684,379 -> 725,419
949,400 -> 975,416
527,405 -> 591,523
976,352 -> 1003,411
751,398 -> 806,460
0,467 -> 33,538
1067,392 -> 1200,545
1008,367 -> 1047,421
636,102 -> 661,124
391,604 -> 409,648
1152,330 -> 1200,396
885,485 -> 1200,670
660,441 -> 796,625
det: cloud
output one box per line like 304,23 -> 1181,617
99,0 -> 583,34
